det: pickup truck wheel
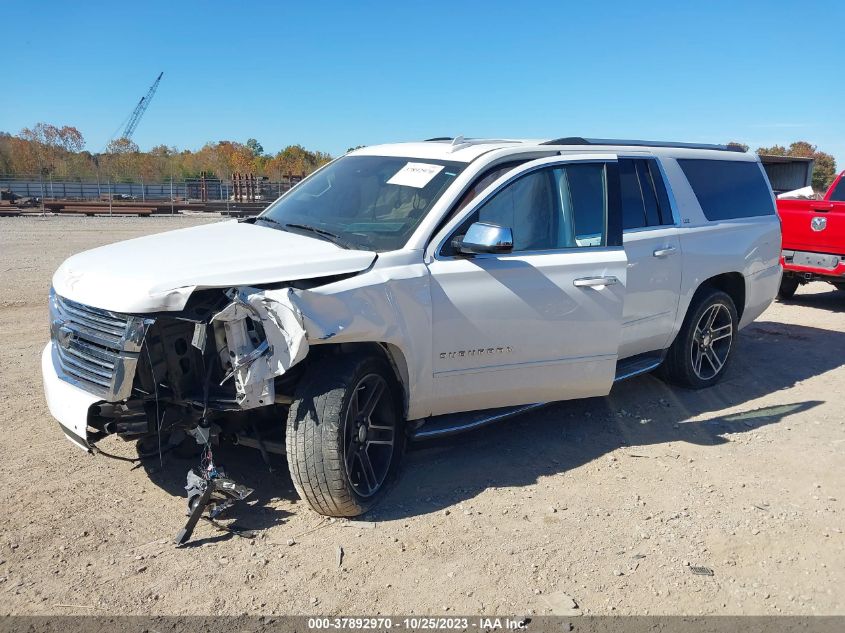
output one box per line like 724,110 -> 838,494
285,354 -> 403,517
661,289 -> 737,389
778,276 -> 799,300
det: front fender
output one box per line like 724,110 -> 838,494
287,264 -> 434,419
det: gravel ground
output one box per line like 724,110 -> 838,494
0,216 -> 843,616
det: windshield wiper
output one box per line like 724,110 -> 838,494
253,215 -> 284,228
284,223 -> 356,250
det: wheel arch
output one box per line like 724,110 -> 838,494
670,271 -> 746,348
698,272 -> 746,321
304,341 -> 411,418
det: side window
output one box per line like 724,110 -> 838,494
620,159 -> 646,229
442,162 -> 609,255
451,161 -> 529,215
565,163 -> 607,247
430,160 -> 529,247
830,177 -> 845,202
619,158 -> 674,230
648,159 -> 675,224
637,161 -> 661,226
677,159 -> 776,221
476,169 -> 558,251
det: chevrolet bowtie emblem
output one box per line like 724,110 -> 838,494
57,325 -> 75,349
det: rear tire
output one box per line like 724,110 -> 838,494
660,288 -> 738,389
285,353 -> 404,517
778,276 -> 799,300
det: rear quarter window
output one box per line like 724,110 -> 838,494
677,159 -> 775,221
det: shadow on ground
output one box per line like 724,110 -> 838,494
374,319 -> 842,519
779,285 -> 845,313
135,320 -> 843,526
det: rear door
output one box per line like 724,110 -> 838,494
425,155 -> 627,416
618,157 -> 682,358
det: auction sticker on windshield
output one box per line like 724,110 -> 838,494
387,162 -> 444,188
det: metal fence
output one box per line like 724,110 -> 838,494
0,174 -> 302,202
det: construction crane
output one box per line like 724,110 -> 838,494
121,72 -> 163,140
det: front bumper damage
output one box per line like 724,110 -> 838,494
44,285 -> 314,449
44,285 -> 319,545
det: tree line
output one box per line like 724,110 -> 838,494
0,123 -> 838,192
0,123 -> 333,182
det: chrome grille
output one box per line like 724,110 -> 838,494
50,290 -> 152,400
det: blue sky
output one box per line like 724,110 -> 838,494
3,1 -> 844,167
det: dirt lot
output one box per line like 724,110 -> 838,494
0,216 -> 843,616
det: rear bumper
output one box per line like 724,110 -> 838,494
41,342 -> 102,452
781,259 -> 845,280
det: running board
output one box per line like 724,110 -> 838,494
410,403 -> 547,441
412,352 -> 665,441
614,351 -> 664,382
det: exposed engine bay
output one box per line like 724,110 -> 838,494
86,285 -> 315,455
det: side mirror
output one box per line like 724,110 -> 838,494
452,222 -> 514,255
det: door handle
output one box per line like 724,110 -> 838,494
573,276 -> 619,288
653,246 -> 677,258
810,203 -> 833,212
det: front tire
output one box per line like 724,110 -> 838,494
285,353 -> 403,517
661,289 -> 738,389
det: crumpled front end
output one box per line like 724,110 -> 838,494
42,245 -> 433,456
43,283 -> 316,451
209,287 -> 309,409
42,217 -> 394,451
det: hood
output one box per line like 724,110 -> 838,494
52,220 -> 377,313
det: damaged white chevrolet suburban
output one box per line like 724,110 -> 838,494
43,137 -> 781,518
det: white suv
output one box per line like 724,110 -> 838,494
43,137 -> 782,517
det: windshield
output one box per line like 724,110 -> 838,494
259,155 -> 465,251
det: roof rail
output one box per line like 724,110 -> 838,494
423,136 -> 523,152
541,137 -> 744,152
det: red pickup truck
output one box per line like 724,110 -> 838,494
777,170 -> 845,298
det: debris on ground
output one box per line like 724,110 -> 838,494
343,520 -> 377,529
690,566 -> 715,576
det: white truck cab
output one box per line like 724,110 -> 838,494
43,137 -> 782,517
